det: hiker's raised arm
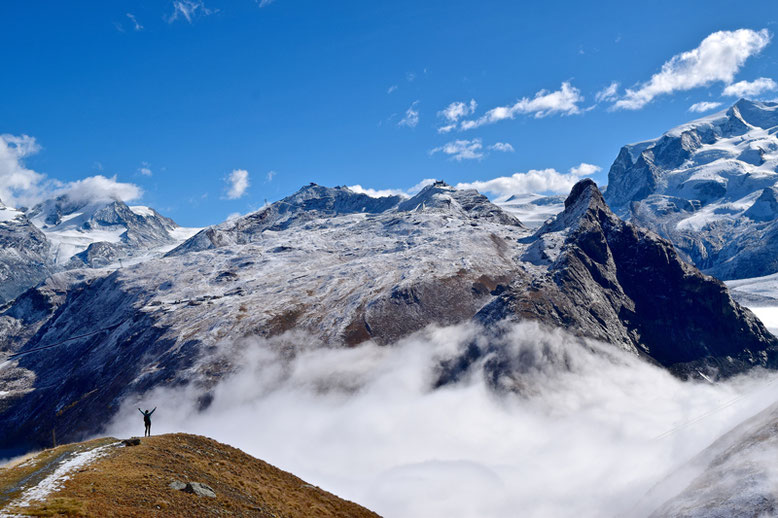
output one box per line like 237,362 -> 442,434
150,407 -> 156,415
138,408 -> 143,414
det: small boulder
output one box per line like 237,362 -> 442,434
183,482 -> 216,498
122,437 -> 141,447
168,480 -> 187,491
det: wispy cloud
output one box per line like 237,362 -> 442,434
455,162 -> 601,196
266,170 -> 276,182
126,13 -> 143,31
168,0 -> 214,23
225,169 -> 250,199
613,29 -> 771,110
688,101 -> 723,113
595,82 -> 620,103
430,139 -> 484,161
138,162 -> 153,176
387,85 -> 398,94
398,101 -> 420,128
437,100 -> 477,133
459,82 -> 583,130
722,77 -> 777,98
489,142 -> 514,153
257,0 -> 276,6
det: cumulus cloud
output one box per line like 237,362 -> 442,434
430,139 -> 484,161
722,77 -> 778,97
613,29 -> 771,110
225,169 -> 250,199
456,162 -> 601,196
459,82 -> 583,130
54,175 -> 143,204
0,134 -> 44,207
398,101 -> 420,128
168,0 -> 213,23
689,101 -> 723,113
0,133 -> 144,208
595,81 -> 620,102
106,321 -> 778,518
489,142 -> 514,153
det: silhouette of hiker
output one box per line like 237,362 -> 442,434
138,407 -> 156,437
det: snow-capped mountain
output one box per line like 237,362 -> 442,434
0,194 -> 199,306
496,193 -> 566,228
1,180 -> 773,455
605,98 -> 778,280
26,195 -> 188,267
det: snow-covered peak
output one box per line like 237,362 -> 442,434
0,198 -> 24,223
397,181 -> 524,226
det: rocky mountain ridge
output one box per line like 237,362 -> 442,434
0,179 -> 774,456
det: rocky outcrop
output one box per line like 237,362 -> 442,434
474,179 -> 778,380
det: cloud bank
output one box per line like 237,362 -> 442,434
107,321 -> 778,518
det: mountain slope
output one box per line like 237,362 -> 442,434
0,199 -> 52,306
0,433 -> 380,518
0,180 -> 774,456
605,99 -> 778,280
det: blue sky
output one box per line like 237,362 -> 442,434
1,1 -> 777,226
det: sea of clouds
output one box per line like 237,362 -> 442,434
107,321 -> 778,518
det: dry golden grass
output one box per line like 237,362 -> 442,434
2,433 -> 381,518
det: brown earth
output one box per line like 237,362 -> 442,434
0,433 -> 381,518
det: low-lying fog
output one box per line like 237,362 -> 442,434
107,321 -> 778,517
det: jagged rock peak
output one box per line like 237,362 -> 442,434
533,179 -> 610,236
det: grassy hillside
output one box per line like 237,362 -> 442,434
0,433 -> 381,517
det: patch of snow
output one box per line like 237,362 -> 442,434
129,206 -> 155,217
1,442 -> 117,514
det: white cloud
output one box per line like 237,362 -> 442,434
387,85 -> 398,94
689,101 -> 723,113
430,139 -> 484,161
456,162 -> 601,196
226,169 -> 250,199
0,134 -> 44,207
437,100 -> 477,133
595,81 -> 620,102
138,162 -> 152,176
258,0 -> 276,6
266,170 -> 277,182
54,175 -> 143,204
460,82 -> 583,130
348,179 -> 436,199
489,142 -> 514,153
613,29 -> 771,110
569,162 -> 602,176
398,101 -> 420,128
126,13 -> 143,31
722,77 -> 778,97
439,100 -> 477,122
168,0 -> 213,23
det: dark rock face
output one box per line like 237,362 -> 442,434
476,179 -> 778,379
